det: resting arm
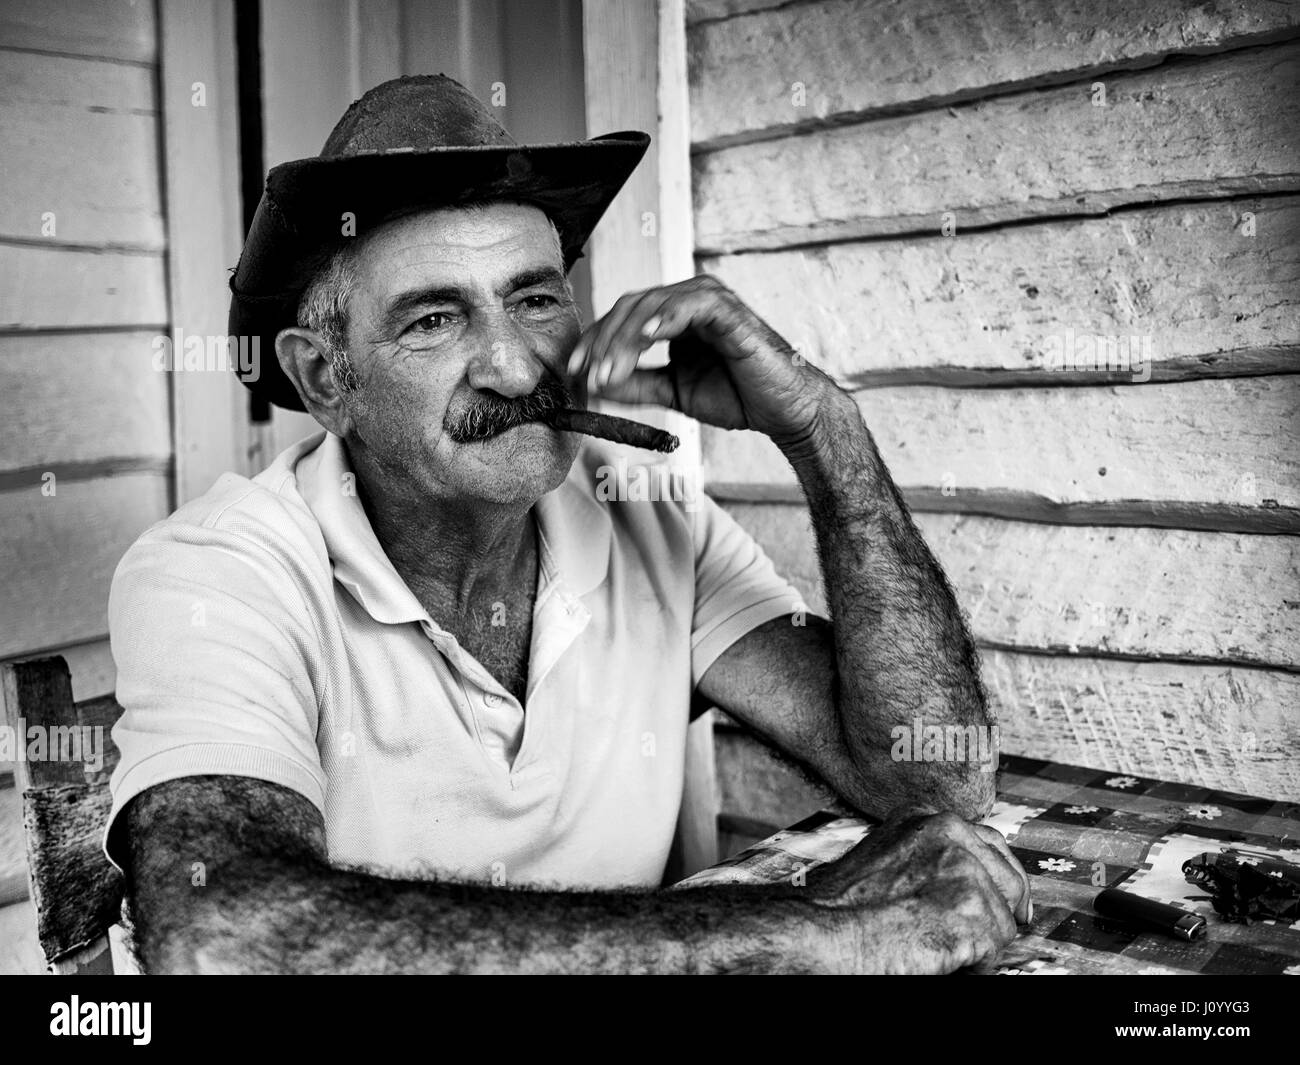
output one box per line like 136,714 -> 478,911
123,775 -> 833,975
697,388 -> 995,822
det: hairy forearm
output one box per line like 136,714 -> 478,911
135,850 -> 827,975
777,382 -> 994,816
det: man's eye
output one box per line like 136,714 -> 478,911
411,312 -> 453,332
519,294 -> 559,311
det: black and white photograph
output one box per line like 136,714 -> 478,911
0,0 -> 1297,1022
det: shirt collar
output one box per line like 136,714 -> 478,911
296,431 -> 611,624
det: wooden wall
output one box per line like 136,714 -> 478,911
0,0 -> 244,971
0,0 -> 169,971
0,0 -> 170,700
685,0 -> 1300,846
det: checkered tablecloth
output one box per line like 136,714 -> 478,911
678,755 -> 1300,974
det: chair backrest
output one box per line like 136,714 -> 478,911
1,656 -> 125,974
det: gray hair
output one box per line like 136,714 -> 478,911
297,243 -> 362,392
295,202 -> 569,396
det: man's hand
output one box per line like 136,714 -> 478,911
565,275 -> 831,445
805,807 -> 1032,974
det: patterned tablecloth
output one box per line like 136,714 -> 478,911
678,754 -> 1300,975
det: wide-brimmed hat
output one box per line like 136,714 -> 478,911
229,74 -> 649,411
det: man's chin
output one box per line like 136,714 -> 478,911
449,422 -> 576,499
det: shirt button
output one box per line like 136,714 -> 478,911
484,692 -> 503,709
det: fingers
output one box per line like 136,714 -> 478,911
566,278 -> 734,397
954,849 -> 1020,959
912,842 -> 1017,972
937,815 -> 1031,926
969,824 -> 1033,925
566,287 -> 671,390
563,290 -> 638,381
886,811 -> 1030,926
814,808 -> 1023,973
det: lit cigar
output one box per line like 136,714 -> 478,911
541,408 -> 679,453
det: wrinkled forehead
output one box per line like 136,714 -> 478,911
351,201 -> 566,296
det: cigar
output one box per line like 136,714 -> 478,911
541,408 -> 679,453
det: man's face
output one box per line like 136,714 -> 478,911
336,202 -> 584,505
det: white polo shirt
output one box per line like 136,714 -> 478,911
104,430 -> 801,889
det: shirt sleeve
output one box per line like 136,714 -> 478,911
689,492 -> 807,686
102,516 -> 329,872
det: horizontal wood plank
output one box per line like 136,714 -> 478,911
690,0 -> 1300,148
701,196 -> 1300,385
703,378 -> 1300,523
726,502 -> 1300,669
686,0 -> 789,24
983,652 -> 1300,804
0,245 -> 167,329
57,640 -> 117,702
714,485 -> 1300,537
0,332 -> 170,474
0,0 -> 156,64
713,654 -> 1300,820
694,43 -> 1300,252
713,727 -> 835,828
0,50 -> 163,248
0,474 -> 170,657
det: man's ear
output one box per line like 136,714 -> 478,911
275,327 -> 352,435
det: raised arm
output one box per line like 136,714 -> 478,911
121,775 -> 1022,974
568,275 -> 995,821
697,390 -> 995,821
782,385 -> 993,817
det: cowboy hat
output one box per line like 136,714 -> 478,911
228,74 -> 649,411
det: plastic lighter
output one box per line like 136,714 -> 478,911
1093,887 -> 1208,941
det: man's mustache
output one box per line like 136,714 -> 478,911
444,375 -> 575,443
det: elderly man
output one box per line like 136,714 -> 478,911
106,76 -> 1028,974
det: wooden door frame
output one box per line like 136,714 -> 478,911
158,0 -> 250,503
583,0 -> 717,875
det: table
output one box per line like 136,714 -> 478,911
679,754 -> 1300,974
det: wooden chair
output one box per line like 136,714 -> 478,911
1,656 -> 125,973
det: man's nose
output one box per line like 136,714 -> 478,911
465,318 -> 543,399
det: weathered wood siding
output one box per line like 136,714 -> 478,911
687,0 -> 1300,844
0,0 -> 171,971
0,0 -> 244,973
0,3 -> 171,682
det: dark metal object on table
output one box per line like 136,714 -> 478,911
1182,848 -> 1300,923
